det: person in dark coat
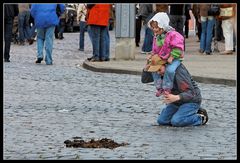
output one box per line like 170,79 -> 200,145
4,4 -> 19,62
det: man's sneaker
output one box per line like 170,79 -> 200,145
35,58 -> 43,64
198,108 -> 208,125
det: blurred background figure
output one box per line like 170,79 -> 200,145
4,4 -> 19,62
77,3 -> 87,51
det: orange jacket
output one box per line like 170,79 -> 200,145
87,4 -> 110,26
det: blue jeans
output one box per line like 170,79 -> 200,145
18,11 -> 31,42
36,26 -> 55,64
4,17 -> 14,60
157,103 -> 202,127
79,21 -> 87,50
200,16 -> 215,53
142,26 -> 153,52
87,25 -> 110,60
152,59 -> 181,91
163,59 -> 181,90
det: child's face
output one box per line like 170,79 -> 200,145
150,21 -> 163,36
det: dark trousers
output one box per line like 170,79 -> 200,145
184,19 -> 189,38
195,16 -> 202,41
4,17 -> 14,60
135,17 -> 142,46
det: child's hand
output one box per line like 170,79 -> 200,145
167,56 -> 174,64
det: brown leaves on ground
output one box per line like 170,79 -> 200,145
64,137 -> 129,149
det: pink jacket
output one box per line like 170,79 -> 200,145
152,30 -> 184,60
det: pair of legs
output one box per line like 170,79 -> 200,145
157,103 -> 203,126
87,25 -> 110,61
157,103 -> 202,127
79,21 -> 87,51
36,26 -> 55,65
200,16 -> 215,54
152,59 -> 181,96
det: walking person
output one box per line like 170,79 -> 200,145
4,4 -> 19,62
30,4 -> 65,65
86,4 -> 111,62
17,3 -> 34,45
77,3 -> 88,51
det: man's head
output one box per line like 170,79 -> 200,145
146,55 -> 166,75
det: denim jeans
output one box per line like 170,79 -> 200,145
36,26 -> 55,64
152,72 -> 163,91
18,11 -> 31,42
152,59 -> 181,91
88,25 -> 110,60
157,103 -> 202,127
200,16 -> 215,53
142,26 -> 153,52
163,59 -> 181,90
4,17 -> 14,60
79,21 -> 87,50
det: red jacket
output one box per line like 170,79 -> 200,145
87,4 -> 110,26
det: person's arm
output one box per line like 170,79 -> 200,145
59,4 -> 65,15
175,66 -> 196,103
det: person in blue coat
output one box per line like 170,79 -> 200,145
30,4 -> 65,65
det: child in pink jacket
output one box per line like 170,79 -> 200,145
147,12 -> 184,97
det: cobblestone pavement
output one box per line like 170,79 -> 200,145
3,31 -> 237,160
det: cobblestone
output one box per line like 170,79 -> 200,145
3,31 -> 236,160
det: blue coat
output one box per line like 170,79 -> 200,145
30,4 -> 65,28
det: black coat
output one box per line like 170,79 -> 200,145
4,4 -> 19,18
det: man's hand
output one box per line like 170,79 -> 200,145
163,93 -> 180,104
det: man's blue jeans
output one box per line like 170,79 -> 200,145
79,21 -> 87,50
18,11 -> 31,42
200,16 -> 215,53
88,25 -> 110,60
36,26 -> 55,64
157,103 -> 202,127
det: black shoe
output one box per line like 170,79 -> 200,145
28,39 -> 34,45
199,49 -> 204,53
100,58 -> 110,62
198,108 -> 208,125
4,59 -> 10,62
104,58 -> 110,61
205,52 -> 212,55
87,57 -> 93,61
89,58 -> 100,62
35,58 -> 43,64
